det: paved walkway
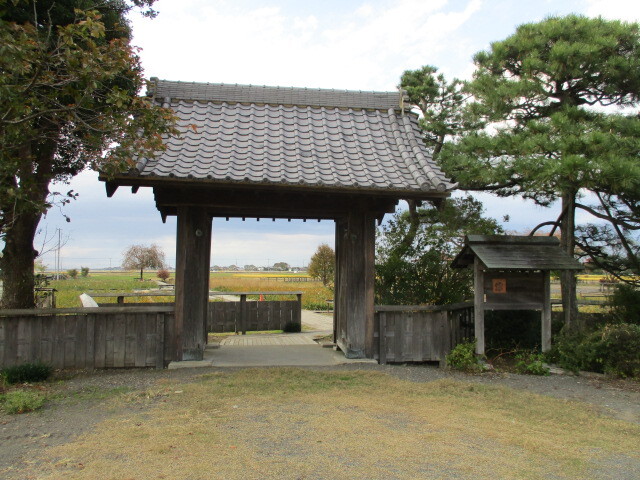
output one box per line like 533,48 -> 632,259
167,309 -> 376,368
220,333 -> 317,346
217,310 -> 333,346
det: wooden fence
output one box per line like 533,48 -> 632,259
0,306 -> 175,369
208,298 -> 302,333
375,302 -> 474,364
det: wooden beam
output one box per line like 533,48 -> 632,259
153,186 -> 397,220
542,271 -> 552,352
474,257 -> 485,356
105,182 -> 118,198
174,206 -> 211,361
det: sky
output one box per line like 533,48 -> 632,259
35,0 -> 640,270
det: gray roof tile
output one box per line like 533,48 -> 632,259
133,80 -> 455,195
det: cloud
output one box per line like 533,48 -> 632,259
585,0 -> 640,21
129,0 -> 483,90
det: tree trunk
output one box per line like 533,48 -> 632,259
1,211 -> 41,308
559,191 -> 578,329
0,138 -> 55,309
140,267 -> 143,280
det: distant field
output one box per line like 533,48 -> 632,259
48,271 -> 331,310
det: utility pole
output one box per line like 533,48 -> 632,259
56,228 -> 61,280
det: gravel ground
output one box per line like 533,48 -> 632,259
1,363 -> 639,477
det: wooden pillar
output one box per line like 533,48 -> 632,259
334,209 -> 376,358
175,206 -> 211,361
541,270 -> 552,352
473,257 -> 485,356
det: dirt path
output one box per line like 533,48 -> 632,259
1,365 -> 638,478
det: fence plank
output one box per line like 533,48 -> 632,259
124,314 -> 136,367
375,305 -> 475,364
379,312 -> 387,365
113,313 -> 126,368
86,314 -> 95,370
94,315 -> 106,368
156,313 -> 165,369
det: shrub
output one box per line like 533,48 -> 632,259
609,284 -> 640,325
1,362 -> 53,385
547,323 -> 640,378
1,390 -> 46,414
446,339 -> 486,373
282,321 -> 301,333
80,267 -> 89,277
157,268 -> 170,281
67,268 -> 78,279
514,350 -> 550,376
593,323 -> 640,377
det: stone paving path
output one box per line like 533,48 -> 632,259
219,333 -> 317,346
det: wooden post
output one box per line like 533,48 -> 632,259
240,294 -> 247,335
542,270 -> 552,352
334,209 -> 376,358
174,207 -> 212,361
379,312 -> 387,365
296,293 -> 302,329
473,257 -> 485,356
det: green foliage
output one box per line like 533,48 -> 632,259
80,267 -> 90,277
376,195 -> 501,305
514,351 -> 550,376
400,65 -> 468,159
67,268 -> 78,279
609,284 -> 640,325
439,15 -> 640,292
1,390 -> 46,414
282,321 -> 302,333
1,362 -> 52,384
446,339 -> 486,373
0,0 -> 176,308
308,244 -> 335,287
548,324 -> 640,377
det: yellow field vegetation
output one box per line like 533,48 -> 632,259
232,272 -> 310,278
209,275 -> 332,310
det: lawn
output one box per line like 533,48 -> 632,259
9,368 -> 639,480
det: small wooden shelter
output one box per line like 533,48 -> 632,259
100,79 -> 455,361
451,235 -> 583,354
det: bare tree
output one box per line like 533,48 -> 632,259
122,244 -> 165,280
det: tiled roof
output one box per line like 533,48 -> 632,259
132,79 -> 455,195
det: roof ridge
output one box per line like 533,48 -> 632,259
148,78 -> 404,111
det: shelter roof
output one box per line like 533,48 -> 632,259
105,79 -> 455,199
451,235 -> 584,271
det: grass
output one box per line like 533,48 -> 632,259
13,368 -> 640,480
0,390 -> 46,414
50,273 -> 166,308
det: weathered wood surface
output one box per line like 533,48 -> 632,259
0,308 -> 175,369
334,209 -> 376,359
207,301 -> 300,333
375,304 -> 474,364
482,271 -> 544,307
174,206 -> 212,361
